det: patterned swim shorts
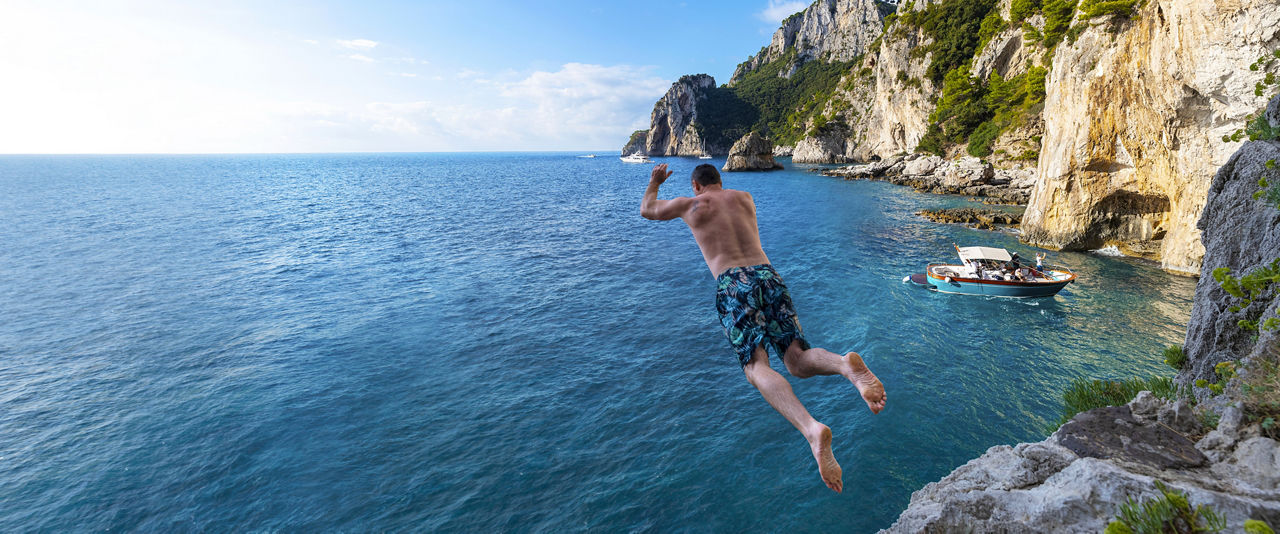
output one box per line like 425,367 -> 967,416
715,264 -> 810,367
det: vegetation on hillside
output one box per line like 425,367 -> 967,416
899,0 -> 1000,84
698,50 -> 856,147
918,66 -> 1048,157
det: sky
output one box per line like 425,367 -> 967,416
0,0 -> 812,153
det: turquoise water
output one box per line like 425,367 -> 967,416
0,153 -> 1194,531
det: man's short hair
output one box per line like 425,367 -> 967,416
691,164 -> 721,186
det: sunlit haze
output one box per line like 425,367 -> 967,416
0,1 -> 805,153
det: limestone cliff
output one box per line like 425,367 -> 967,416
621,130 -> 647,156
792,0 -> 936,163
728,0 -> 885,86
722,132 -> 783,172
794,0 -> 1049,164
882,95 -> 1280,533
627,0 -> 1280,272
645,74 -> 718,157
1021,0 -> 1280,273
1181,98 -> 1280,386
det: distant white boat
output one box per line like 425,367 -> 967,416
697,154 -> 713,159
620,152 -> 651,163
578,154 -> 597,158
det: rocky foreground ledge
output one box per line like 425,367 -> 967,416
880,394 -> 1280,532
821,153 -> 1036,205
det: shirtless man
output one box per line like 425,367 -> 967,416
640,162 -> 886,493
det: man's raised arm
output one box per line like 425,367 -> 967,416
640,163 -> 693,220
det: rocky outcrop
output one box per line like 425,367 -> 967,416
621,130 -> 647,156
881,397 -> 1280,533
728,0 -> 884,85
723,132 -> 783,172
842,4 -> 936,162
645,74 -> 718,157
1181,94 -> 1280,387
822,153 -> 1036,204
917,207 -> 1022,230
883,95 -> 1280,533
1021,0 -> 1280,273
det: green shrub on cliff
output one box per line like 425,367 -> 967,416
1010,0 -> 1042,23
1105,480 -> 1226,534
1163,345 -> 1187,370
899,0 -> 1000,84
918,66 -> 1048,157
1042,0 -> 1080,50
1080,0 -> 1143,19
1212,258 -> 1280,333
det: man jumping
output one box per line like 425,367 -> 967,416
640,163 -> 886,493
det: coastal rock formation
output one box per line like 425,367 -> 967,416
881,398 -> 1280,533
629,0 -> 1278,270
793,135 -> 854,164
621,130 -> 647,156
645,74 -> 718,157
917,207 -> 1022,230
842,3 -> 936,162
1021,0 -> 1280,273
883,95 -> 1280,534
822,153 -> 1035,204
1181,94 -> 1280,386
728,0 -> 884,85
722,132 -> 783,172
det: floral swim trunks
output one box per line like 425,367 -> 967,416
715,264 -> 810,367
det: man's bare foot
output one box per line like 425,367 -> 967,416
844,352 -> 886,414
807,423 -> 842,493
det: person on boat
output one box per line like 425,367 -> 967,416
640,163 -> 886,494
1035,253 -> 1045,271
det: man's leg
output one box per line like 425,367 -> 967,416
783,341 -> 887,414
742,346 -> 843,493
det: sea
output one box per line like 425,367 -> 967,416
0,153 -> 1195,532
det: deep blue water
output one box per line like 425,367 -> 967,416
0,153 -> 1194,531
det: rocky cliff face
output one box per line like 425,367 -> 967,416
645,74 -> 718,157
1021,0 -> 1280,273
883,94 -> 1280,533
722,132 -> 783,171
728,0 -> 885,86
792,0 -> 936,163
621,130 -> 647,156
1181,96 -> 1280,386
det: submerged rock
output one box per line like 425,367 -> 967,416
916,207 -> 1021,230
722,132 -> 783,172
822,153 -> 1035,205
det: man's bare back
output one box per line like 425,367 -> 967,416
640,162 -> 887,493
639,163 -> 768,275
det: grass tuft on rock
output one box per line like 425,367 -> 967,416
1055,376 -> 1178,429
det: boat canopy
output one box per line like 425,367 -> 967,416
957,246 -> 1012,263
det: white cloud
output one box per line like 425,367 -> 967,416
301,39 -> 319,45
758,0 -> 808,23
341,53 -> 376,63
391,72 -> 418,77
336,38 -> 378,50
278,63 -> 669,150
